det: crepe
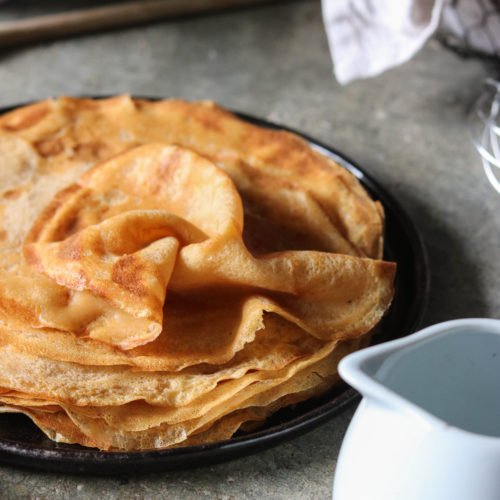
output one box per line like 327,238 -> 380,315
1,143 -> 393,356
0,96 -> 384,266
0,97 -> 396,451
0,339 -> 357,450
0,315 -> 325,407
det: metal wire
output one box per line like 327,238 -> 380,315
469,79 -> 500,193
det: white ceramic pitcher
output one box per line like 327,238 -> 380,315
333,318 -> 500,500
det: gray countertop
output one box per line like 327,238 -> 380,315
0,1 -> 499,498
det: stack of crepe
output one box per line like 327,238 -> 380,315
0,97 -> 396,451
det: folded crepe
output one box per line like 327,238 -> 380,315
0,97 -> 396,451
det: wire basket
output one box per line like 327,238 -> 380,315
439,0 -> 500,59
469,79 -> 500,193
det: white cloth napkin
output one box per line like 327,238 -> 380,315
322,0 -> 498,85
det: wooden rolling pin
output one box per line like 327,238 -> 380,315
0,0 -> 292,47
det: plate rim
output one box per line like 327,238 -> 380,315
0,98 -> 430,474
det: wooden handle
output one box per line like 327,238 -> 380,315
0,0 -> 288,47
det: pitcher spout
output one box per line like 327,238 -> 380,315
339,318 -> 500,436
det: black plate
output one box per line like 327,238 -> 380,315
0,102 -> 430,475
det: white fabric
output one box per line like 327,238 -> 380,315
321,0 -> 499,85
322,0 -> 444,84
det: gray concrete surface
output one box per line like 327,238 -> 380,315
0,1 -> 499,498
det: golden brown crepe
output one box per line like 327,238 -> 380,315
0,96 -> 384,267
0,97 -> 396,451
0,339 -> 357,451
